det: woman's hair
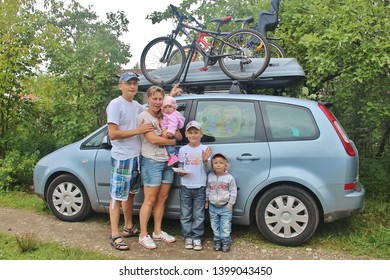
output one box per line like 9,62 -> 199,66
146,85 -> 165,119
146,85 -> 165,98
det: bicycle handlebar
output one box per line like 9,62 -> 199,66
170,4 -> 187,21
170,4 -> 206,29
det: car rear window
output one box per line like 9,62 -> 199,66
262,102 -> 319,141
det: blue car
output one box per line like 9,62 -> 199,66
33,93 -> 365,246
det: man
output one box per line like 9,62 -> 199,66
106,72 -> 153,250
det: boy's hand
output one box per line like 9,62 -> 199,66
205,202 -> 209,209
138,122 -> 154,134
202,146 -> 212,162
227,204 -> 233,211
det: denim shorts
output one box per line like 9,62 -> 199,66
141,156 -> 174,187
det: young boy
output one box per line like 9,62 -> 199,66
206,153 -> 237,252
177,120 -> 212,250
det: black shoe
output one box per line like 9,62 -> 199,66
214,241 -> 222,251
222,243 -> 230,252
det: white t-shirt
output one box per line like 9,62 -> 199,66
106,96 -> 146,160
178,144 -> 209,188
138,110 -> 169,162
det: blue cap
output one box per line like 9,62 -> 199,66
119,72 -> 139,83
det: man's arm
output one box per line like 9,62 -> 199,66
108,123 -> 153,140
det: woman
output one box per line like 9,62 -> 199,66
138,85 -> 183,249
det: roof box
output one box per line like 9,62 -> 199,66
138,58 -> 305,93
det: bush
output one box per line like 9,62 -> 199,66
359,153 -> 390,201
0,150 -> 39,191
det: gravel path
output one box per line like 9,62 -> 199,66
0,207 -> 372,260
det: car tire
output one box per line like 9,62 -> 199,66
255,185 -> 319,246
46,174 -> 92,222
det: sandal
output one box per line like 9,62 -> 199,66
110,235 -> 129,251
123,226 -> 139,238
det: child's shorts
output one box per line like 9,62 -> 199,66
110,156 -> 141,201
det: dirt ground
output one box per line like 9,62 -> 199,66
0,207 -> 373,260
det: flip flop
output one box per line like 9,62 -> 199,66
110,235 -> 129,251
123,226 -> 139,238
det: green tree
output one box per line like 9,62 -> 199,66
41,0 -> 131,146
0,0 -> 56,158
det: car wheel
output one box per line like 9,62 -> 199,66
256,185 -> 319,246
46,174 -> 92,222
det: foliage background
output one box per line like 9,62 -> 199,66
0,0 -> 389,208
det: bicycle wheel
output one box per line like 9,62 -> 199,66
140,36 -> 186,85
218,28 -> 270,80
269,41 -> 286,58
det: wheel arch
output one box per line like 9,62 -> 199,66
249,180 -> 325,225
44,171 -> 74,201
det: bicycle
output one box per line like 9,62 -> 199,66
169,14 -> 285,67
140,4 -> 270,85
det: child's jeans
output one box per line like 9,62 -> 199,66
208,203 -> 233,245
180,186 -> 206,240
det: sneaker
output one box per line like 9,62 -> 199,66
193,239 -> 203,251
139,234 -> 157,249
222,243 -> 231,252
167,154 -> 179,166
152,231 -> 176,243
184,238 -> 193,249
214,241 -> 222,251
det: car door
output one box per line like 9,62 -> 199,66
177,98 -> 271,217
94,129 -> 146,210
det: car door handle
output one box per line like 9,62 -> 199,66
236,153 -> 261,160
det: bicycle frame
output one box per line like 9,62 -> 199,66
165,5 -> 246,65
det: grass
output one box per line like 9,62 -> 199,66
0,191 -> 388,260
0,232 -> 120,260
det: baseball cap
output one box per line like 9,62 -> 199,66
185,120 -> 202,131
119,72 -> 139,83
212,153 -> 228,161
163,96 -> 177,108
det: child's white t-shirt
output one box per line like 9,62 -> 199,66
178,144 -> 209,188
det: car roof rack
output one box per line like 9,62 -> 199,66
137,58 -> 305,94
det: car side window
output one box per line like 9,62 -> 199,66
194,100 -> 257,143
81,127 -> 108,149
262,102 -> 319,141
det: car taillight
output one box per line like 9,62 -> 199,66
319,103 -> 356,156
344,183 -> 355,190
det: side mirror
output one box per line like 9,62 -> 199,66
101,135 -> 112,149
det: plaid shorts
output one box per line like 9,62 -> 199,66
110,156 -> 141,201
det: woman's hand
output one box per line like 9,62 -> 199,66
170,83 -> 183,97
174,129 -> 183,141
